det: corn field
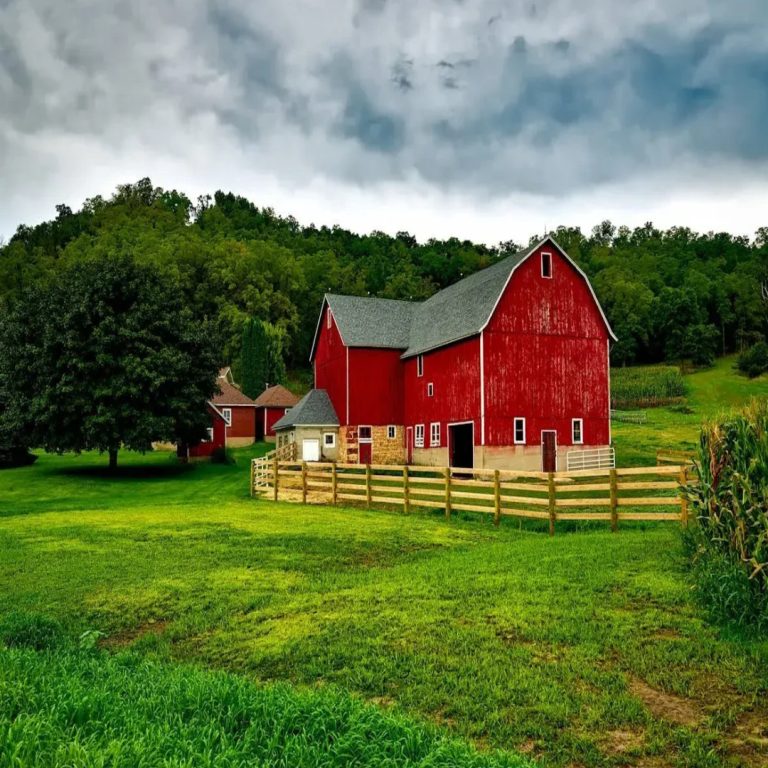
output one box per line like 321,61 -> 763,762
611,365 -> 687,409
684,399 -> 768,630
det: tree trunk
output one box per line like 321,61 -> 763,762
108,448 -> 118,470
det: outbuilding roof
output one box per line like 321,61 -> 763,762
253,384 -> 300,408
308,236 -> 616,361
272,389 -> 339,431
212,379 -> 256,407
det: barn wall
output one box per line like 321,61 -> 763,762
348,348 -> 404,425
313,305 -> 348,424
224,405 -> 256,445
261,406 -> 290,440
186,405 -> 226,459
403,336 -> 481,450
484,243 -> 610,452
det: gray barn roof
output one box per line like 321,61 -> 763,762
272,389 -> 339,431
326,294 -> 416,349
309,237 -> 616,361
404,245 -> 534,357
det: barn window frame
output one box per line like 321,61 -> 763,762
541,251 -> 553,279
387,425 -> 396,439
206,427 -> 214,442
326,307 -> 332,329
427,382 -> 434,397
415,424 -> 425,448
572,418 -> 583,445
222,408 -> 232,426
513,417 -> 526,444
323,432 -> 336,448
358,425 -> 372,441
416,354 -> 424,377
430,422 -> 440,447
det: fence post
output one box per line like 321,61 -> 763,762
548,472 -> 556,536
403,465 -> 410,514
493,470 -> 501,527
249,459 -> 255,498
366,464 -> 372,508
679,467 -> 689,528
444,467 -> 451,519
301,461 -> 307,504
273,455 -> 279,502
331,463 -> 338,506
609,468 -> 618,532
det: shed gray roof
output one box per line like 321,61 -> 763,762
308,237 -> 616,361
325,294 -> 416,349
272,389 -> 339,431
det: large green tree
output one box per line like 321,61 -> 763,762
0,255 -> 220,469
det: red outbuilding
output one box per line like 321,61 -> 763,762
299,236 -> 616,471
254,384 -> 300,441
211,368 -> 258,447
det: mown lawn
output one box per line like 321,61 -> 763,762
1,446 -> 768,767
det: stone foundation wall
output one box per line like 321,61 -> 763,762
339,425 -> 404,464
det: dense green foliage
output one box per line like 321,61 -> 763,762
1,179 -> 766,370
610,365 -> 687,408
0,646 -> 524,768
239,318 -> 286,399
685,400 -> 768,631
0,255 -> 220,467
737,341 -> 768,379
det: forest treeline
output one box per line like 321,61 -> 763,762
1,178 -> 766,374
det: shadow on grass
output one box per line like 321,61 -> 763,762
53,463 -> 196,482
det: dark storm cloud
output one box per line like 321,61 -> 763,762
1,0 -> 768,239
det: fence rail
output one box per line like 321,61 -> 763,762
252,459 -> 691,534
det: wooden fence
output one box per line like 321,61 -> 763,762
252,460 -> 690,534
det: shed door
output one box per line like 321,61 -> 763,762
303,439 -> 320,462
541,431 -> 557,472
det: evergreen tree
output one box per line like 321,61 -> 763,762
240,318 -> 269,398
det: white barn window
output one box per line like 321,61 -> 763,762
416,354 -> 424,377
415,424 -> 425,448
430,422 -> 440,447
324,432 -> 336,447
427,382 -> 434,397
387,425 -> 396,439
222,408 -> 232,426
572,418 -> 583,445
513,417 -> 526,444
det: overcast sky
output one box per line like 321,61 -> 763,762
2,0 -> 768,244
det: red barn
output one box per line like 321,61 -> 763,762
254,385 -> 300,441
211,369 -> 258,446
301,236 -> 615,471
180,403 -> 228,459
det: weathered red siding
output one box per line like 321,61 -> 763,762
314,305 -> 347,422
257,406 -> 290,439
483,243 -> 610,448
185,405 -> 226,458
403,336 -> 481,446
348,347 -> 404,425
225,405 -> 256,440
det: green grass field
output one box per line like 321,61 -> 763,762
612,356 -> 768,465
0,357 -> 767,767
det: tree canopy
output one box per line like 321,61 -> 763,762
0,254 -> 220,467
1,179 -> 766,374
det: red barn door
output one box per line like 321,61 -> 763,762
541,431 -> 557,472
359,442 -> 372,464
